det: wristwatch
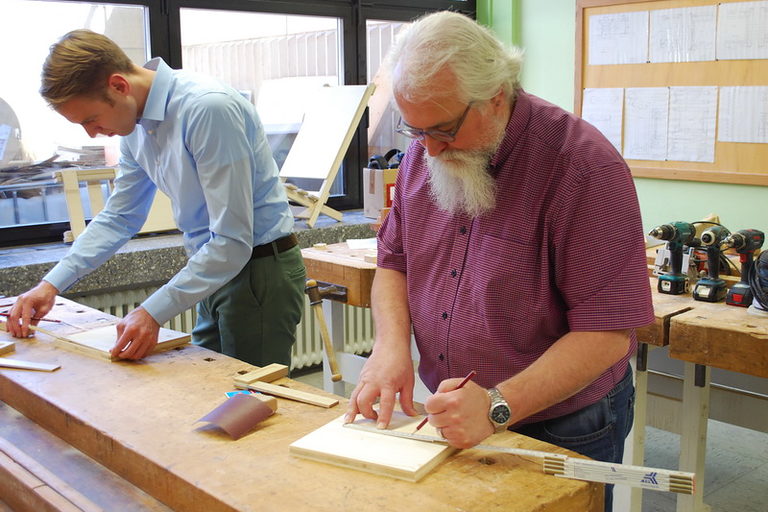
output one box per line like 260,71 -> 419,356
487,387 -> 512,432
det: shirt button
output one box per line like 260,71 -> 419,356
439,353 -> 445,361
450,269 -> 457,277
459,226 -> 467,234
441,312 -> 448,320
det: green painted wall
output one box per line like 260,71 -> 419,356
480,0 -> 768,236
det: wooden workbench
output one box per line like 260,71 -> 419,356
302,244 -> 376,308
0,324 -> 601,511
632,276 -> 767,512
305,242 -> 768,512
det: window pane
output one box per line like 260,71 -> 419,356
0,0 -> 148,228
180,9 -> 343,194
366,20 -> 410,167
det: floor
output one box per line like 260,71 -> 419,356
293,369 -> 768,512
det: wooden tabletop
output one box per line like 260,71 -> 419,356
634,278 -> 768,378
636,279 -> 696,347
0,327 -> 600,511
668,301 -> 768,378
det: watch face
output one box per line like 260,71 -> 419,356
491,404 -> 511,425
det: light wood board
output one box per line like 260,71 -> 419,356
1,296 -> 190,361
60,324 -> 190,361
290,412 -> 454,482
0,341 -> 14,356
0,357 -> 60,372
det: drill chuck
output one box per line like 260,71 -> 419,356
648,224 -> 675,241
648,222 -> 697,245
723,229 -> 765,252
700,225 -> 730,246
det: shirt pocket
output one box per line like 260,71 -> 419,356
465,234 -> 562,353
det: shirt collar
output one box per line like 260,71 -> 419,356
139,57 -> 172,128
489,88 -> 531,173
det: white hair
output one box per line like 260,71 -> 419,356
385,11 -> 524,104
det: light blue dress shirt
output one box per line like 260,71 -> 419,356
45,58 -> 294,324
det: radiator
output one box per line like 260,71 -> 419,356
74,288 -> 374,371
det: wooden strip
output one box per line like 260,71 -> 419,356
0,357 -> 60,372
239,380 -> 339,408
233,363 -> 289,386
0,340 -> 15,356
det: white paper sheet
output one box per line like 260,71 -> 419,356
649,6 -> 717,63
717,0 -> 768,60
667,86 -> 717,162
718,86 -> 768,143
346,238 -> 377,250
588,11 -> 649,65
581,88 -> 624,153
0,124 -> 10,161
623,87 -> 669,161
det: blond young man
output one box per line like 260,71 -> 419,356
8,30 -> 305,366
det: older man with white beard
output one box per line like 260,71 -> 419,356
344,11 -> 653,512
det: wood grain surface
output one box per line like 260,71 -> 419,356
0,327 -> 601,512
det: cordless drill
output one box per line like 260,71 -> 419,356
723,229 -> 765,307
648,221 -> 697,295
692,225 -> 731,302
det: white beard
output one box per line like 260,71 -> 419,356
425,121 -> 506,218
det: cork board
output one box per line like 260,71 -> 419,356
575,0 -> 768,186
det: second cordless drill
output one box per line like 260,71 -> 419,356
723,229 -> 765,307
648,221 -> 697,295
693,225 -> 731,302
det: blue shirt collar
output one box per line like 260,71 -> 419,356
139,57 -> 172,129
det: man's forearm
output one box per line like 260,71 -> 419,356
496,329 -> 631,425
370,268 -> 412,352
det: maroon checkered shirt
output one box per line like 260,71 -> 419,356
377,89 -> 654,424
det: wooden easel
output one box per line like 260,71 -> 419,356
56,168 -> 177,243
280,84 -> 376,227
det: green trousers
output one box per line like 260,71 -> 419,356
192,245 -> 306,368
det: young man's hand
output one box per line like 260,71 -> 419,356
6,281 -> 59,338
112,307 -> 160,360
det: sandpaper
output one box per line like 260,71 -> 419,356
198,393 -> 274,439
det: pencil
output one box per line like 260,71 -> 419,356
0,312 -> 61,323
414,369 -> 477,432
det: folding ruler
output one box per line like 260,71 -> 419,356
345,423 -> 694,494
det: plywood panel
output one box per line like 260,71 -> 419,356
1,296 -> 189,361
290,413 -> 454,482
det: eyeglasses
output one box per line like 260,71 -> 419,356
395,103 -> 473,143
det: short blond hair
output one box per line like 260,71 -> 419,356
40,29 -> 135,107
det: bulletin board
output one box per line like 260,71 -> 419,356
575,0 -> 768,186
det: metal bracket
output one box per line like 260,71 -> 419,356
314,281 -> 348,303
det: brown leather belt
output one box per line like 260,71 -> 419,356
250,233 -> 298,259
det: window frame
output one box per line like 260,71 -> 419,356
0,0 -> 475,247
